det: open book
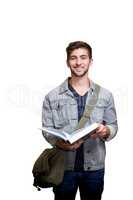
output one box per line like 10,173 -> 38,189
40,123 -> 99,144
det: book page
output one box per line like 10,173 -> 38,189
40,127 -> 68,141
68,123 -> 99,144
40,123 -> 99,143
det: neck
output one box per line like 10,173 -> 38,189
69,74 -> 90,89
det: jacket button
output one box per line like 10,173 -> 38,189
88,167 -> 91,170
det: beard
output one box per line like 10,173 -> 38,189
70,67 -> 89,77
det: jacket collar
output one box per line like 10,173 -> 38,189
59,77 -> 95,95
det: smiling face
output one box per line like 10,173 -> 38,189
67,48 -> 92,78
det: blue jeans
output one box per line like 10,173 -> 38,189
53,169 -> 104,200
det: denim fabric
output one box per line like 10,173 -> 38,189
53,169 -> 104,200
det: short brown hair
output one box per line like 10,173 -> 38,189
66,41 -> 92,61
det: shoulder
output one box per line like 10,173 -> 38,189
100,85 -> 112,98
43,80 -> 67,102
43,86 -> 60,103
93,82 -> 114,104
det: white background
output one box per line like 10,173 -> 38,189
0,0 -> 132,199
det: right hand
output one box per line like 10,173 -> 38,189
55,139 -> 84,151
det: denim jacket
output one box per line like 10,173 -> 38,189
42,78 -> 118,171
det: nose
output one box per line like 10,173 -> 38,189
76,58 -> 82,66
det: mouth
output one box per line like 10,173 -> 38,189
74,67 -> 84,71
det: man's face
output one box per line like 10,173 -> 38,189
67,48 -> 92,77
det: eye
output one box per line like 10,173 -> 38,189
70,56 -> 76,60
81,55 -> 88,59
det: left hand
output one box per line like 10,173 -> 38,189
56,138 -> 84,151
91,124 -> 110,140
72,139 -> 84,150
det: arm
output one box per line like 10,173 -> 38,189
91,93 -> 118,141
42,96 -> 58,146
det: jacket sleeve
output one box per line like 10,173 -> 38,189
42,96 -> 58,146
103,93 -> 118,141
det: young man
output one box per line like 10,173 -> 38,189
42,41 -> 118,200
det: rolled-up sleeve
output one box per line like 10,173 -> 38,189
42,97 -> 58,146
103,93 -> 118,141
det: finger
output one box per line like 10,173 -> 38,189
90,133 -> 98,139
97,127 -> 107,135
77,139 -> 84,144
96,127 -> 104,133
98,131 -> 107,138
72,142 -> 82,149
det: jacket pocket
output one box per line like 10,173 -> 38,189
90,103 -> 105,123
50,100 -> 69,128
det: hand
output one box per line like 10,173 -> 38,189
91,124 -> 110,140
72,139 -> 84,150
55,139 -> 84,151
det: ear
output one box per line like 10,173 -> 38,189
90,58 -> 93,65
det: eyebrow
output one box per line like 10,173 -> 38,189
80,55 -> 88,57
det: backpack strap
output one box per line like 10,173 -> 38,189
76,83 -> 100,130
